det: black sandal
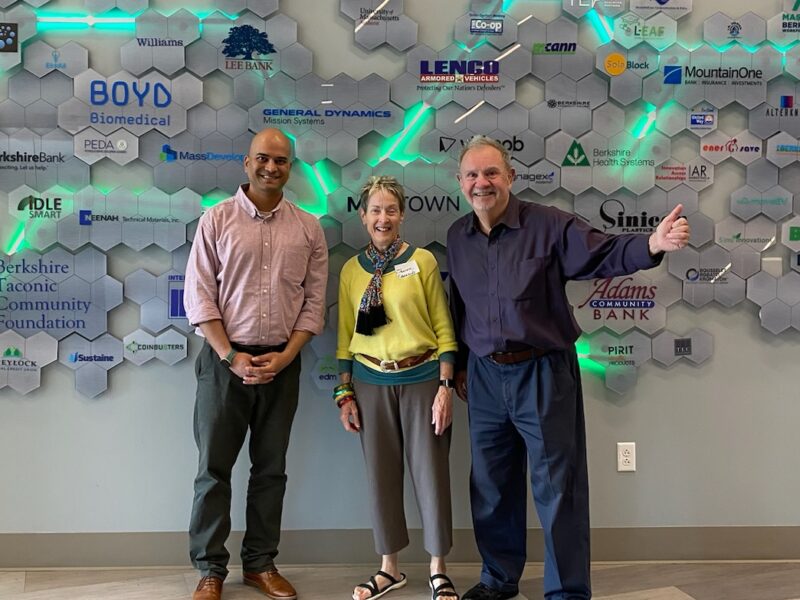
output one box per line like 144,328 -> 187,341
430,573 -> 459,599
353,570 -> 407,599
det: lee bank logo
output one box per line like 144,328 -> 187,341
0,23 -> 18,53
222,25 -> 275,71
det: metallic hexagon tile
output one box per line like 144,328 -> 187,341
340,0 -> 418,52
0,330 -> 58,395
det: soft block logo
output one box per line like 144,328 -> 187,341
0,23 -> 17,53
222,25 -> 275,71
160,144 -> 177,162
664,65 -> 682,84
470,18 -> 503,35
419,60 -> 500,83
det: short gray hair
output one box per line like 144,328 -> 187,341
358,175 -> 405,213
458,135 -> 513,173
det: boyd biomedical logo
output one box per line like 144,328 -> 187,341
663,65 -> 764,87
68,352 -> 114,363
222,24 -> 275,71
88,77 -> 173,128
159,144 -> 245,163
17,195 -> 63,219
599,199 -> 662,234
419,59 -> 500,83
576,277 -> 657,323
470,15 -> 503,35
0,23 -> 18,53
532,41 -> 577,55
262,106 -> 393,127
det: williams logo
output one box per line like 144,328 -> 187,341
222,25 -> 275,71
0,23 -> 18,53
136,37 -> 184,47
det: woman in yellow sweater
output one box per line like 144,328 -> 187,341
336,175 -> 459,600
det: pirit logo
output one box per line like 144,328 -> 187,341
0,23 -> 18,53
222,25 -> 275,71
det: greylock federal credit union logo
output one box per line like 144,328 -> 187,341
576,277 -> 657,323
0,23 -> 18,53
562,140 -> 655,168
222,24 -> 275,71
1,347 -> 37,372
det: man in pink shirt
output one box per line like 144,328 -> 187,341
184,128 -> 328,600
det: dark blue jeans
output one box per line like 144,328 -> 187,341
467,348 -> 591,600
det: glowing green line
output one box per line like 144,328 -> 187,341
633,110 -> 657,139
370,102 -> 433,166
312,160 -> 337,195
294,160 -> 327,216
586,9 -> 613,44
4,222 -> 27,255
455,39 -> 489,53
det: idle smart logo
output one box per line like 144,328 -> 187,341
262,106 -> 392,127
1,347 -> 37,372
45,50 -> 66,70
160,144 -> 245,163
222,25 -> 275,71
419,59 -> 500,83
17,195 -> 63,219
532,41 -> 577,55
576,276 -> 657,323
783,0 -> 800,32
0,23 -> 18,52
470,16 -> 503,35
599,199 -> 662,233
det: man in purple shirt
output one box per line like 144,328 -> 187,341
184,128 -> 328,600
447,136 -> 689,600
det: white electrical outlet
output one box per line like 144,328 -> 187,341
617,442 -> 636,472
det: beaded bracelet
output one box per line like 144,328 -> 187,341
336,394 -> 355,409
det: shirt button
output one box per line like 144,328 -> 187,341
262,313 -> 266,317
264,242 -> 268,246
263,265 -> 268,269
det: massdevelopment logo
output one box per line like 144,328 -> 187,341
160,143 -> 245,163
0,23 -> 17,52
17,195 -> 63,219
222,25 -> 275,71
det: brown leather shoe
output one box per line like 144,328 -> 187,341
243,569 -> 297,599
193,575 -> 223,600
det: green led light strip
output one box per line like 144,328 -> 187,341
369,102 -> 434,166
586,8 -> 613,45
4,222 -> 27,255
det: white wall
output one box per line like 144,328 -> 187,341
2,0 -> 800,540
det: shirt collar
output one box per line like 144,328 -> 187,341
235,184 -> 285,220
464,194 -> 521,235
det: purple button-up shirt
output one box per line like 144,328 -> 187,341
184,185 -> 328,346
447,195 -> 660,364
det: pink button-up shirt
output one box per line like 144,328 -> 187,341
184,185 -> 328,346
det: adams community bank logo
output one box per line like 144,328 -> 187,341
222,24 -> 276,71
576,276 -> 658,323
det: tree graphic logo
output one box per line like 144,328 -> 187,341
222,25 -> 276,71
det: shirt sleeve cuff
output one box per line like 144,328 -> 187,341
185,303 -> 222,327
438,351 -> 457,364
338,359 -> 353,374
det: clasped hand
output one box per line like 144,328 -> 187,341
230,351 -> 291,385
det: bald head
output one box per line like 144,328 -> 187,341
249,128 -> 293,161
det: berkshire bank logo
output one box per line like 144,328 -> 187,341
0,23 -> 18,53
222,25 -> 276,71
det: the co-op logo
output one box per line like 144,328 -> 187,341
469,17 -> 503,35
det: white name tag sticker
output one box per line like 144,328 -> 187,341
394,260 -> 420,279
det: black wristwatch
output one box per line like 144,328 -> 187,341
220,348 -> 237,367
439,378 -> 455,389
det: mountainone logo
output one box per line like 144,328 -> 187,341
0,23 -> 18,53
222,25 -> 275,71
68,352 -> 115,363
532,41 -> 576,55
419,60 -> 500,83
664,65 -> 764,86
